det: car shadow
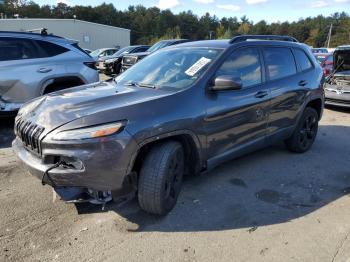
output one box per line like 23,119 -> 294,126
325,104 -> 350,113
75,124 -> 350,233
0,117 -> 15,149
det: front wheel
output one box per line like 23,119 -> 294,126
138,141 -> 184,215
285,107 -> 319,153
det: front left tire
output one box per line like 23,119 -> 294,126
138,141 -> 184,215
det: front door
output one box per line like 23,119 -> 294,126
204,47 -> 270,164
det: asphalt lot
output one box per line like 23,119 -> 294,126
0,105 -> 350,262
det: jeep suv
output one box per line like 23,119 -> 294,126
13,35 -> 324,215
0,31 -> 99,115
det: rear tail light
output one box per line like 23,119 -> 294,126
84,62 -> 98,70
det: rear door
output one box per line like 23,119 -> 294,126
205,47 -> 270,163
262,46 -> 306,136
0,37 -> 46,103
0,37 -> 70,104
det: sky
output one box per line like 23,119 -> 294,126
33,0 -> 350,23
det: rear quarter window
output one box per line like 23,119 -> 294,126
294,48 -> 313,71
35,40 -> 69,57
263,47 -> 297,81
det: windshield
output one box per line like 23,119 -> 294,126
147,41 -> 172,53
90,49 -> 102,57
116,47 -> 222,91
112,46 -> 134,57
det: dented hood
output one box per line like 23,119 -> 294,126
17,81 -> 170,133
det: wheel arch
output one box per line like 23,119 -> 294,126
128,130 -> 203,179
41,76 -> 86,95
305,98 -> 323,120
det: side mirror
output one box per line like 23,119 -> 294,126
211,75 -> 242,91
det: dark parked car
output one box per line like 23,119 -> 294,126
324,45 -> 350,107
121,39 -> 190,72
314,53 -> 333,76
13,35 -> 324,215
103,45 -> 150,75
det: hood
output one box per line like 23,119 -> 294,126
104,57 -> 121,64
124,52 -> 150,59
17,81 -> 170,134
334,48 -> 350,72
99,54 -> 123,62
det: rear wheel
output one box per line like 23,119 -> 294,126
285,107 -> 319,153
138,141 -> 184,215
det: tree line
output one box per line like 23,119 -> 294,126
1,0 -> 350,47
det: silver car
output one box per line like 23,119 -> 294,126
0,31 -> 99,115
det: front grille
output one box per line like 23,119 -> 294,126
122,56 -> 137,65
15,118 -> 45,155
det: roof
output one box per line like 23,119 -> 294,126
0,31 -> 77,44
0,18 -> 130,32
314,52 -> 332,56
175,38 -> 305,49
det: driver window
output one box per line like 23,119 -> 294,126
216,48 -> 262,88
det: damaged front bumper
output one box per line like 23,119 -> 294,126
12,130 -> 139,193
324,84 -> 350,108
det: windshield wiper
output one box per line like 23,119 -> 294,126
124,81 -> 156,89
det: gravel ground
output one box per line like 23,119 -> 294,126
0,106 -> 350,262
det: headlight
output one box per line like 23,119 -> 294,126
52,122 -> 125,141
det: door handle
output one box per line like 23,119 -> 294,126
298,80 -> 308,87
37,68 -> 52,73
255,90 -> 268,98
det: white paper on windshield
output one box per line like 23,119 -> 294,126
185,57 -> 212,76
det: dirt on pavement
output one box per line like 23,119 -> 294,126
0,107 -> 350,262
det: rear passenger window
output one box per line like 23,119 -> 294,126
264,47 -> 297,81
216,48 -> 262,88
294,49 -> 313,71
35,40 -> 69,57
0,37 -> 39,61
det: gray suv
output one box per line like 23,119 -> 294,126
13,35 -> 324,215
0,31 -> 99,115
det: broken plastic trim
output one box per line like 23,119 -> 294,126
41,161 -> 64,187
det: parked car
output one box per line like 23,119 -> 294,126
0,31 -> 99,116
324,45 -> 350,107
13,35 -> 324,215
84,49 -> 92,54
312,48 -> 328,54
90,48 -> 119,61
98,45 -> 150,74
121,39 -> 190,72
314,53 -> 333,76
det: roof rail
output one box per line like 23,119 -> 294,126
229,35 -> 299,44
27,28 -> 48,35
0,30 -> 63,38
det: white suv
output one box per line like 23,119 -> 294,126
0,31 -> 99,116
